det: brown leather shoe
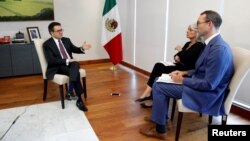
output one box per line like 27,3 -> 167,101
140,126 -> 167,140
144,116 -> 175,130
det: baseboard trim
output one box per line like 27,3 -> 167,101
120,61 -> 150,76
79,58 -> 111,65
231,104 -> 250,119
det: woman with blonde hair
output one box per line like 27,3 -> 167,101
136,23 -> 204,108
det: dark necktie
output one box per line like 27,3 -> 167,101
58,39 -> 68,59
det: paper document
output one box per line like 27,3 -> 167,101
156,74 -> 181,84
159,61 -> 175,66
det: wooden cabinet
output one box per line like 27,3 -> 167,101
0,43 -> 41,77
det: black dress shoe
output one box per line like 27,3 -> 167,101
76,100 -> 88,112
135,95 -> 152,102
65,92 -> 78,101
140,102 -> 152,108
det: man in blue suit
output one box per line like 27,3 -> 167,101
140,10 -> 234,140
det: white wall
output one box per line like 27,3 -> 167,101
54,0 -> 108,60
135,0 -> 167,71
117,0 -> 135,64
120,0 -> 250,107
222,0 -> 250,108
167,0 -> 224,61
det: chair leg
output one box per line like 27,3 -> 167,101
171,99 -> 176,121
59,85 -> 65,109
175,112 -> 183,141
43,79 -> 48,101
82,77 -> 87,99
221,115 -> 227,125
209,115 -> 213,124
65,83 -> 68,93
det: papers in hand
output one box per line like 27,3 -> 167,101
156,74 -> 181,84
159,61 -> 175,66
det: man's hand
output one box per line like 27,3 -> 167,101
82,41 -> 91,50
169,71 -> 188,83
174,55 -> 180,63
171,70 -> 188,76
169,71 -> 184,84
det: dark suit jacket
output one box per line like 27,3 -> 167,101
174,42 -> 204,70
182,35 -> 234,116
43,37 -> 85,80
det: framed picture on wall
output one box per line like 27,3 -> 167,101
27,27 -> 41,42
0,0 -> 54,21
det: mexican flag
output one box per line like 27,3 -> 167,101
101,0 -> 123,65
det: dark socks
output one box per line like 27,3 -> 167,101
69,82 -> 76,93
156,124 -> 166,133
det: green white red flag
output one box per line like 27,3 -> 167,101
101,0 -> 123,65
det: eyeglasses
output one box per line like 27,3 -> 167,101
197,20 -> 209,25
53,29 -> 64,32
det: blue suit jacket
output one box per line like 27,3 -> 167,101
182,35 -> 234,116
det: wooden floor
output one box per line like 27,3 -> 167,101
0,62 -> 249,141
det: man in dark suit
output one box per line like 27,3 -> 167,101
43,22 -> 91,112
140,10 -> 234,140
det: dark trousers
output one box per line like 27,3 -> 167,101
147,63 -> 183,87
57,62 -> 84,100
